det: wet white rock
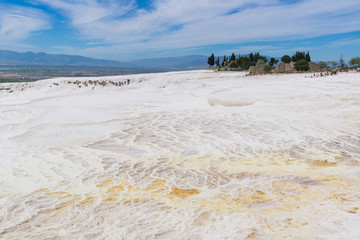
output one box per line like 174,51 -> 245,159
0,70 -> 360,239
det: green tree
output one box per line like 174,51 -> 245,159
340,53 -> 345,68
269,57 -> 279,67
258,56 -> 268,63
292,51 -> 306,62
215,57 -> 220,67
256,59 -> 265,66
305,52 -> 311,62
221,55 -> 226,67
254,52 -> 260,62
281,55 -> 291,63
329,61 -> 338,67
349,57 -> 360,67
294,59 -> 309,72
318,61 -> 328,69
229,61 -> 238,68
230,53 -> 236,62
236,56 -> 251,70
249,53 -> 255,63
208,53 -> 215,67
264,64 -> 272,73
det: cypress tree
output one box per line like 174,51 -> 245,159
222,55 -> 226,67
215,57 -> 220,67
292,51 -> 307,62
340,53 -> 345,68
207,53 -> 215,67
305,52 -> 311,62
231,53 -> 236,62
249,53 -> 255,63
254,52 -> 260,62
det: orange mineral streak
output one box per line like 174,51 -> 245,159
97,179 -> 114,188
170,187 -> 200,199
307,159 -> 337,167
80,196 -> 96,204
144,179 -> 168,192
107,185 -> 125,194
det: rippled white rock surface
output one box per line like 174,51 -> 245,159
0,70 -> 359,239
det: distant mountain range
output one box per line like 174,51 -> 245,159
0,50 -> 208,71
130,55 -> 209,70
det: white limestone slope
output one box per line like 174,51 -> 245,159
0,70 -> 359,239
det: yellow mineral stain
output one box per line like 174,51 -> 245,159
54,199 -> 78,211
321,176 -> 339,182
236,189 -> 273,204
45,191 -> 68,196
170,187 -> 200,199
145,179 -> 169,192
246,229 -> 257,239
123,199 -> 141,205
307,159 -> 337,167
80,196 -> 97,204
97,179 -> 114,188
107,184 -> 125,194
45,191 -> 73,199
347,210 -> 356,214
104,197 -> 118,202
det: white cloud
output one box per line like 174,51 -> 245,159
325,38 -> 360,48
37,0 -> 136,25
34,0 -> 360,59
229,45 -> 280,54
0,4 -> 50,42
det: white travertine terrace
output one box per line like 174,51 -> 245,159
0,70 -> 359,239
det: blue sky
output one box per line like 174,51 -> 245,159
0,0 -> 359,61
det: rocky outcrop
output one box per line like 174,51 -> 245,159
275,62 -> 294,73
249,65 -> 271,75
309,62 -> 320,71
290,61 -> 295,69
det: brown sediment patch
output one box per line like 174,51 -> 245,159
145,179 -> 168,192
144,179 -> 200,199
97,179 -> 114,188
80,196 -> 96,204
323,191 -> 360,204
106,184 -> 125,194
100,180 -> 140,201
346,207 -> 359,214
45,191 -> 71,197
104,197 -> 118,202
32,169 -> 354,214
346,210 -> 357,214
123,199 -> 141,205
307,159 -> 337,167
170,187 -> 200,199
237,188 -> 273,204
246,228 -> 258,239
53,199 -> 79,212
